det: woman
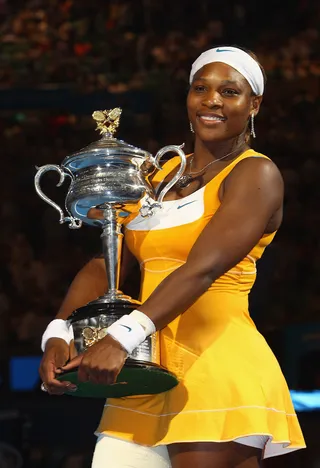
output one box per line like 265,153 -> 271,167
39,46 -> 305,467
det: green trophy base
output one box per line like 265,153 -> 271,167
57,359 -> 179,398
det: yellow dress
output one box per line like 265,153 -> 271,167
97,149 -> 305,458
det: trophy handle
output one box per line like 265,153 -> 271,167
154,144 -> 187,203
34,164 -> 82,229
139,144 -> 187,218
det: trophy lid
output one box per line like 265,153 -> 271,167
62,108 -> 152,171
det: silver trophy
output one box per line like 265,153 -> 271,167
34,108 -> 186,398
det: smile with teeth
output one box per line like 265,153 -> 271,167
198,115 -> 226,124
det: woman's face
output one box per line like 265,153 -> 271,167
187,62 -> 262,143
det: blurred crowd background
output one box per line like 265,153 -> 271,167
0,0 -> 320,466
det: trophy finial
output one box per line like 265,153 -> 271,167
92,108 -> 122,137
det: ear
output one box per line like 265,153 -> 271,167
250,95 -> 263,116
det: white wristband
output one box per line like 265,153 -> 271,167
129,310 -> 156,336
107,314 -> 147,354
107,311 -> 156,355
41,319 -> 74,352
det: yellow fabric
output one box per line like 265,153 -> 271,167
97,149 -> 305,453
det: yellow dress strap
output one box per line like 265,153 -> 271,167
207,149 -> 271,184
151,150 -> 270,190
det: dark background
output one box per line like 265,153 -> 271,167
0,0 -> 320,466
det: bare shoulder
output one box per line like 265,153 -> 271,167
219,156 -> 284,224
228,155 -> 283,181
225,156 -> 284,194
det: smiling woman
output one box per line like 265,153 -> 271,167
39,45 -> 305,468
188,47 -> 263,149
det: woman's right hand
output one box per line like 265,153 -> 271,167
39,338 -> 78,395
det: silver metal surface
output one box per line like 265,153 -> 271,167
34,164 -> 82,229
40,382 -> 48,392
34,133 -> 186,227
100,206 -> 123,299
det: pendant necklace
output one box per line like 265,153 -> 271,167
176,147 -> 243,189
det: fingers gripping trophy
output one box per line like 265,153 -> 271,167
34,108 -> 186,398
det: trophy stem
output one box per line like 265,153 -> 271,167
100,205 -> 123,300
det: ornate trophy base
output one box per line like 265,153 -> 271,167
57,299 -> 179,398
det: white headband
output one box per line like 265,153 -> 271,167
189,46 -> 264,95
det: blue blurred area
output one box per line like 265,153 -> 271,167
290,391 -> 320,412
9,356 -> 42,391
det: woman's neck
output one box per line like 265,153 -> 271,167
192,138 -> 249,170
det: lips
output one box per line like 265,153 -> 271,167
197,113 -> 226,125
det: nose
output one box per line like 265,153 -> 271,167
202,91 -> 223,108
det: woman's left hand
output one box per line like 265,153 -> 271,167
61,335 -> 127,385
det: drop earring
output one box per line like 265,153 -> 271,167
190,122 -> 195,133
250,113 -> 256,138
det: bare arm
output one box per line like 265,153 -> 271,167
139,158 -> 284,329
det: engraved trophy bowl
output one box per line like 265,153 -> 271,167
34,108 -> 187,398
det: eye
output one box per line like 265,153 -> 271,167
222,88 -> 240,96
193,84 -> 207,92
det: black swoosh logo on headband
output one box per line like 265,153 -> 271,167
216,48 -> 235,53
